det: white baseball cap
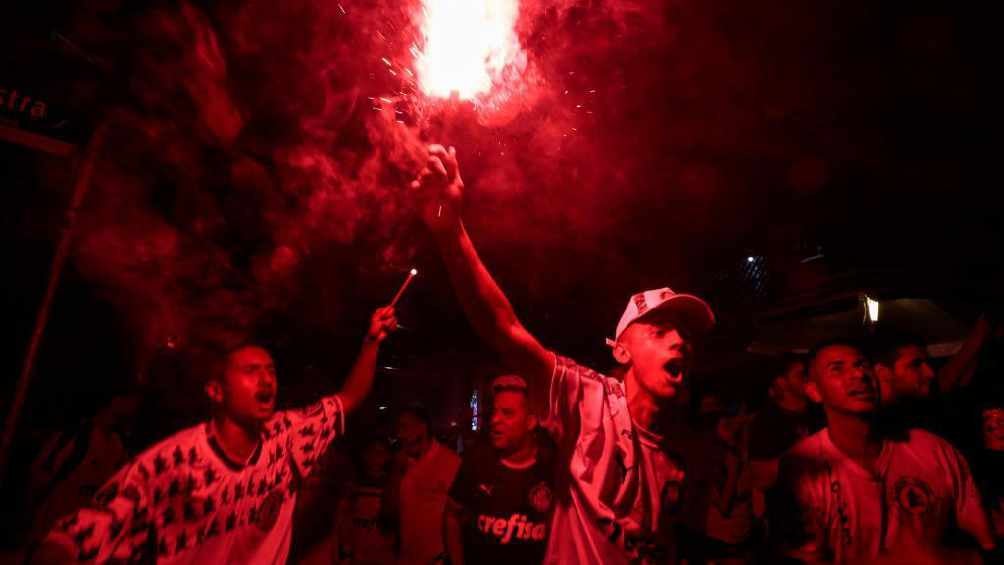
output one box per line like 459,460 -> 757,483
605,287 -> 716,346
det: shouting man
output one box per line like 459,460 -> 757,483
36,307 -> 398,564
414,145 -> 715,563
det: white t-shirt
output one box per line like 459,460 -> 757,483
543,355 -> 685,565
45,395 -> 345,564
773,427 -> 989,563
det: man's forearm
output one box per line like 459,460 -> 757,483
436,223 -> 521,348
339,339 -> 381,414
939,316 -> 991,391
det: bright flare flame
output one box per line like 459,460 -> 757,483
415,0 -> 522,99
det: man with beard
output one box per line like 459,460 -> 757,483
414,145 -> 715,564
870,316 -> 996,445
35,306 -> 398,564
771,340 -> 995,563
444,375 -> 555,565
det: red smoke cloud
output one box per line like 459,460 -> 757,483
58,0 -> 849,371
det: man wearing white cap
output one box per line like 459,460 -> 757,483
414,145 -> 716,564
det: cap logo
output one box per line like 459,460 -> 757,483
633,293 -> 649,315
660,290 -> 672,300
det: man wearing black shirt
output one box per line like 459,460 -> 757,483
444,375 -> 554,565
748,355 -> 821,516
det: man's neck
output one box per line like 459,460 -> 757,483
500,440 -> 537,468
826,409 -> 883,468
211,415 -> 261,464
625,370 -> 663,433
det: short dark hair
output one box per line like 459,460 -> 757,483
867,331 -> 926,369
206,340 -> 271,384
808,338 -> 865,368
770,353 -> 807,380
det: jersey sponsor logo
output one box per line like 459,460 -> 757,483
477,513 -> 547,544
528,482 -> 553,513
894,477 -> 934,516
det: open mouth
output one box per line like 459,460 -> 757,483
663,360 -> 685,383
847,388 -> 876,400
254,390 -> 275,404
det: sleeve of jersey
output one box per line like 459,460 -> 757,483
546,354 -> 591,446
944,441 -> 994,547
43,460 -> 154,562
768,455 -> 829,562
283,394 -> 346,479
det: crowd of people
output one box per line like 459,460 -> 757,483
17,146 -> 1004,564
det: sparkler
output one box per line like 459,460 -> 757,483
389,268 -> 419,307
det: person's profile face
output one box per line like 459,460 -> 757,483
396,412 -> 429,458
891,345 -> 935,399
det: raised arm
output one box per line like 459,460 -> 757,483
937,314 -> 992,393
414,145 -> 553,391
339,306 -> 398,414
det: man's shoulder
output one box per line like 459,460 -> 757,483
112,423 -> 207,486
898,428 -> 962,462
903,427 -> 952,447
554,354 -> 610,384
433,441 -> 461,466
135,423 -> 205,462
781,429 -> 830,464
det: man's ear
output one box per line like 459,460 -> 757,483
805,379 -> 823,404
205,380 -> 224,405
527,413 -> 539,430
611,339 -> 632,365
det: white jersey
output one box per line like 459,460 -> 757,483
45,395 -> 345,564
774,427 -> 989,563
543,355 -> 685,565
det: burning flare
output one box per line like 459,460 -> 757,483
414,0 -> 523,100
